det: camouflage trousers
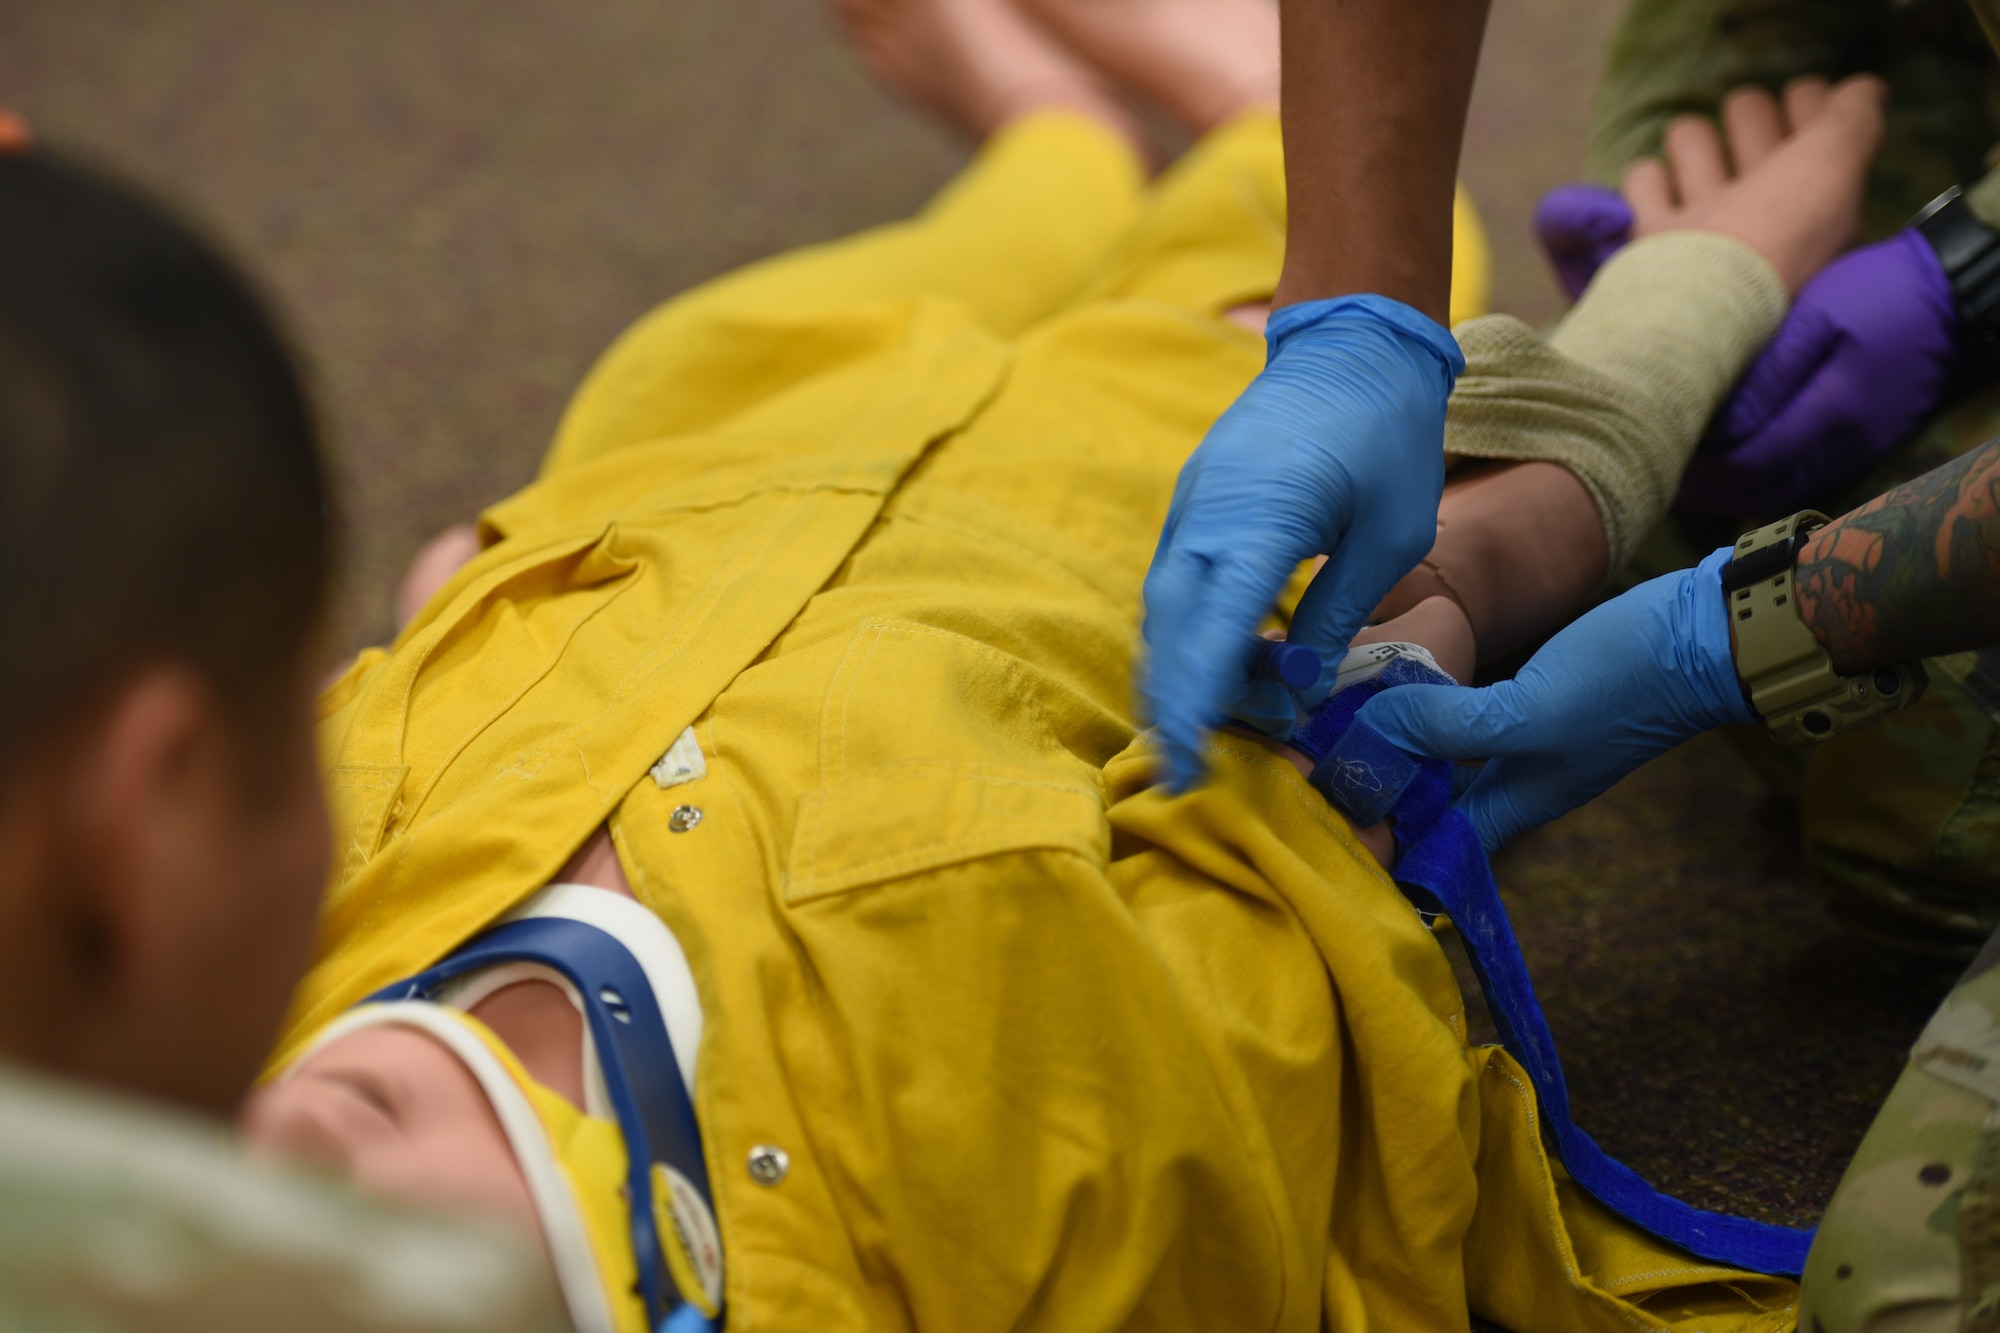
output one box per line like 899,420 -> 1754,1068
1803,930 -> 2000,1331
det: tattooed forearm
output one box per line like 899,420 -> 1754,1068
1793,438 -> 2000,672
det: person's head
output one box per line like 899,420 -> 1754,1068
0,146 -> 335,1116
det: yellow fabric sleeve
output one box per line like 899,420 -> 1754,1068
1443,231 -> 1787,568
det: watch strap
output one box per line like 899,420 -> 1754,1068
1914,185 -> 2000,379
1725,512 -> 1926,745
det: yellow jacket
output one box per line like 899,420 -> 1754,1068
285,113 -> 1794,1332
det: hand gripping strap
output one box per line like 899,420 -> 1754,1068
368,917 -> 717,1330
1292,655 -> 1456,843
1297,671 -> 1816,1275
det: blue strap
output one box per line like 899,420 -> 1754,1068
366,917 -> 718,1327
662,1307 -> 718,1333
1290,669 -> 1816,1275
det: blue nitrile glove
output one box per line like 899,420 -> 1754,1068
1142,295 -> 1465,790
1354,546 -> 1758,852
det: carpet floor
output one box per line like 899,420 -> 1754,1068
2,0 -> 1959,1240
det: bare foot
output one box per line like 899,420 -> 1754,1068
1018,0 -> 1279,136
831,0 -> 1143,149
1623,74 -> 1886,295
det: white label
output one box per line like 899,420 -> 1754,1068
650,727 -> 706,790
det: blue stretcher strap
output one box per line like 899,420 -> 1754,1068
1290,669 -> 1816,1276
366,917 -> 718,1329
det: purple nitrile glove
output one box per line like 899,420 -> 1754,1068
1678,229 -> 1963,515
1534,184 -> 1634,302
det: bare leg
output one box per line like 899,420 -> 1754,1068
831,0 -> 1147,153
1019,0 -> 1280,136
1004,0 -> 1282,327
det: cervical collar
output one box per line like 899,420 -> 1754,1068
278,885 -> 719,1333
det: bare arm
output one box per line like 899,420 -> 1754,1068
1794,439 -> 2000,672
1271,0 -> 1492,319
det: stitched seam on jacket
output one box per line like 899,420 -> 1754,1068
1488,1060 -> 1663,1333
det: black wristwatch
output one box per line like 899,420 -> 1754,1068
1913,185 -> 2000,380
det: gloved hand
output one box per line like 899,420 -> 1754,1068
1534,183 -> 1634,302
1143,295 -> 1464,791
1354,546 -> 1757,852
1678,229 -> 1963,514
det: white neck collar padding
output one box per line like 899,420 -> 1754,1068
276,1002 -> 619,1333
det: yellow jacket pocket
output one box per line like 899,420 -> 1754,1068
786,761 -> 1105,904
784,617 -> 1114,902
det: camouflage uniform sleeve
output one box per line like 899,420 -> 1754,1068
0,1062 -> 571,1333
1585,0 -> 1998,238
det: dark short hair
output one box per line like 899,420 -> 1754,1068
0,151 -> 333,767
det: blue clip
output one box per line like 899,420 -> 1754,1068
1248,638 -> 1321,690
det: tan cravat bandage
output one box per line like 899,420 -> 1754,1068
1443,231 -> 1789,570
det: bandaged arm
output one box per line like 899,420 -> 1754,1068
1443,232 -> 1788,569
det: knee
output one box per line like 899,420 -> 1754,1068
1800,1162 -> 1964,1333
1800,1032 -> 1999,1331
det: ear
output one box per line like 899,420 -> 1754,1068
0,671 -> 215,1083
15,662 -> 326,1114
0,667 -> 236,1108
48,664 -> 268,1112
60,667 -> 224,990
